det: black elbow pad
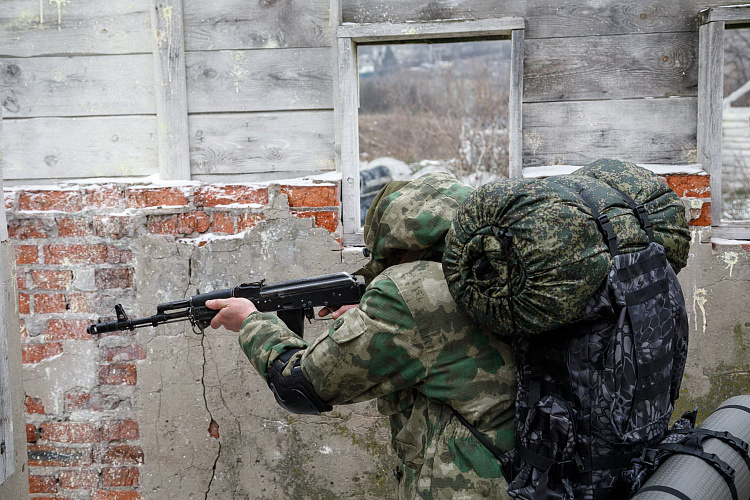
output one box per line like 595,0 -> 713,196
266,349 -> 332,415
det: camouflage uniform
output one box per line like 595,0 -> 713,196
239,173 -> 516,499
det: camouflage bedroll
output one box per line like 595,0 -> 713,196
442,159 -> 690,336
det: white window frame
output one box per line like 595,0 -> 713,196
334,18 -> 526,245
698,5 -> 750,240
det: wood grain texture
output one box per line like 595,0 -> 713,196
0,55 -> 154,118
341,0 -> 747,39
524,32 -> 698,102
3,116 -> 157,180
522,98 -> 698,167
0,112 -> 12,486
699,5 -> 750,25
508,28 -> 523,178
185,48 -> 333,113
183,0 -> 331,51
189,111 -> 334,176
337,18 -> 524,42
0,0 -> 151,57
337,37 -> 360,235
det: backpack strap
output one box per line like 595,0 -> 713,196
575,187 -> 619,257
451,409 -> 505,462
608,186 -> 656,243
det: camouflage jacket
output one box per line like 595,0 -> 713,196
239,260 -> 516,499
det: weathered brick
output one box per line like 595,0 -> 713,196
18,269 -> 28,290
91,490 -> 143,500
40,422 -> 99,444
29,474 -> 57,494
102,344 -> 146,363
101,467 -> 139,487
57,217 -> 93,237
20,320 -> 29,338
210,212 -> 236,234
27,424 -> 38,443
237,213 -> 263,231
95,268 -> 134,289
31,270 -> 74,290
8,218 -> 49,239
44,319 -> 92,341
85,186 -> 124,208
91,391 -> 128,411
194,185 -> 268,207
28,444 -> 93,467
18,293 -> 30,314
44,244 -> 109,265
688,200 -> 711,226
16,245 -> 39,264
107,246 -> 133,264
280,185 -> 338,208
663,174 -> 711,198
100,363 -> 137,386
25,395 -> 45,414
4,190 -> 15,210
59,469 -> 99,490
65,392 -> 92,411
102,420 -> 140,441
291,210 -> 339,233
208,419 -> 220,439
99,444 -> 144,466
23,342 -> 63,364
18,190 -> 84,212
126,187 -> 189,208
94,215 -> 133,239
33,293 -> 68,314
148,211 -> 211,235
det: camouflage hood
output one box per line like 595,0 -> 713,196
357,172 -> 475,283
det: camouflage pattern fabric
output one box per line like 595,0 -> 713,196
239,261 -> 516,499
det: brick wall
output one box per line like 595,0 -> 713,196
6,181 -> 338,499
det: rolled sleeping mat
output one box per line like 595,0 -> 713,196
633,395 -> 750,500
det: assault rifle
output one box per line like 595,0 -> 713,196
87,272 -> 367,336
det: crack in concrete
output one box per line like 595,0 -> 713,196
201,333 -> 222,500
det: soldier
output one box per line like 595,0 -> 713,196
207,173 -> 516,499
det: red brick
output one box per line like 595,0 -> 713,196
40,422 -> 99,444
29,474 -> 57,494
101,467 -> 139,487
16,245 -> 39,264
65,392 -> 92,411
18,293 -> 30,314
44,319 -> 92,341
57,217 -> 93,237
8,218 -> 49,239
688,200 -> 711,226
28,444 -> 93,467
95,268 -> 133,289
85,186 -> 124,208
31,270 -> 74,290
92,491 -> 143,500
102,344 -> 146,363
237,213 -> 263,231
20,320 -> 29,339
107,246 -> 132,264
18,269 -> 28,290
23,342 -> 63,364
194,185 -> 268,207
102,420 -> 139,441
94,215 -> 133,239
147,211 -> 210,235
280,185 -> 338,208
208,419 -> 219,439
18,190 -> 84,212
27,424 -> 38,443
33,293 -> 68,314
291,210 -> 339,233
4,190 -> 15,210
91,391 -> 128,412
44,244 -> 109,264
25,395 -> 45,414
100,363 -> 137,386
126,187 -> 189,208
210,212 -> 236,233
59,469 -> 99,490
99,444 -> 144,466
663,174 -> 711,198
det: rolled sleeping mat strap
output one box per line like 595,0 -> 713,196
632,395 -> 750,500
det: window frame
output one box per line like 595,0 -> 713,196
334,18 -> 526,246
698,5 -> 750,240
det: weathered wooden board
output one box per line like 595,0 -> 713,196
522,98 -> 698,167
3,116 -> 157,180
0,0 -> 151,57
189,111 -> 334,176
0,55 -> 154,118
337,18 -> 524,42
342,0 -> 747,39
183,0 -> 331,51
185,48 -> 332,113
524,32 -> 698,102
699,5 -> 750,25
0,114 -> 13,486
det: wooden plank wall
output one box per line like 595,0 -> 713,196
0,0 -> 336,183
341,0 -> 746,169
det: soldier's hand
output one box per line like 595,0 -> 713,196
206,298 -> 258,332
318,304 -> 358,320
